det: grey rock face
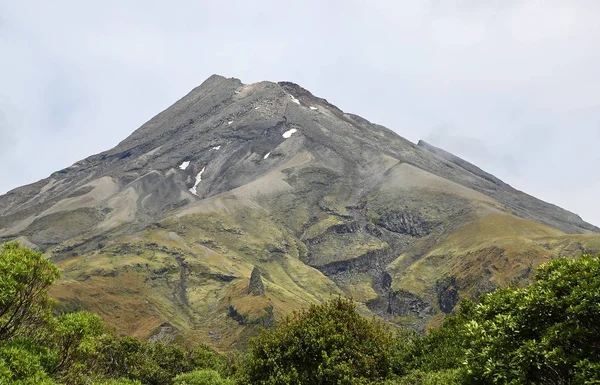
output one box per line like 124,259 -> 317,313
436,277 -> 460,314
376,210 -> 432,237
387,290 -> 435,319
148,323 -> 181,344
248,266 -> 265,296
0,74 -> 596,248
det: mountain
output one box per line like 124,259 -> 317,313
1,75 -> 599,350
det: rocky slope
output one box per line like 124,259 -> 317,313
1,75 -> 599,350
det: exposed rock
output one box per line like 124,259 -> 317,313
376,210 -> 432,237
382,272 -> 392,291
208,273 -> 237,282
331,221 -> 361,234
472,278 -> 499,300
148,323 -> 181,344
227,304 -> 273,327
248,266 -> 265,296
436,276 -> 460,314
386,290 -> 434,319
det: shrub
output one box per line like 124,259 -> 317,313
241,297 -> 393,385
463,255 -> 600,384
0,242 -> 59,341
96,336 -> 226,385
0,341 -> 57,384
173,369 -> 233,385
93,379 -> 143,385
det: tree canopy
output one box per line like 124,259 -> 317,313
461,254 -> 600,384
241,296 -> 393,385
0,241 -> 59,341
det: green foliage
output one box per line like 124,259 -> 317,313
47,311 -> 110,383
391,316 -> 466,376
384,369 -> 461,385
389,255 -> 600,384
173,369 -> 234,385
93,379 -> 142,385
96,335 -> 226,385
0,242 -> 59,341
0,242 -> 226,385
241,296 -> 393,385
461,254 -> 600,384
2,241 -> 600,385
0,341 -> 57,384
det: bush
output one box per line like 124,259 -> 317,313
391,314 -> 467,376
0,242 -> 226,385
94,379 -> 142,385
96,335 -> 226,385
241,297 -> 393,385
462,255 -> 600,384
0,242 -> 59,341
173,369 -> 233,385
384,369 -> 461,385
0,341 -> 57,384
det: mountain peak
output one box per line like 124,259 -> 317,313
1,76 -> 599,350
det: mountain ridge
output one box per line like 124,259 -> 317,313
1,75 -> 598,350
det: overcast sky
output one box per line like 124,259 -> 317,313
1,1 -> 599,226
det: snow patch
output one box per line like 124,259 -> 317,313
228,121 -> 233,125
282,128 -> 298,138
309,106 -> 318,110
211,146 -> 221,150
289,95 -> 300,105
189,167 -> 205,196
263,152 -> 270,159
254,106 -> 260,110
179,161 -> 190,170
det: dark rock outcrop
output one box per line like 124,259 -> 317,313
248,266 -> 265,296
436,276 -> 460,314
386,290 -> 434,319
227,304 -> 274,327
377,210 -> 432,237
148,323 -> 181,344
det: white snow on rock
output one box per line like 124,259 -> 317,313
211,146 -> 221,150
309,106 -> 318,110
179,161 -> 190,170
282,128 -> 298,138
189,167 -> 205,196
254,106 -> 260,110
263,152 -> 270,159
228,121 -> 233,125
289,95 -> 300,105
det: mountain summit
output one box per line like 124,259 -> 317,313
1,75 -> 598,349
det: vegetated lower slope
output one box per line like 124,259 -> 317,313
1,75 -> 599,350
4,242 -> 600,384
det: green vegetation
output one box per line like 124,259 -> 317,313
173,369 -> 233,385
2,241 -> 600,384
461,254 -> 600,384
0,243 -> 225,385
240,297 -> 393,384
0,241 -> 59,341
391,254 -> 600,384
